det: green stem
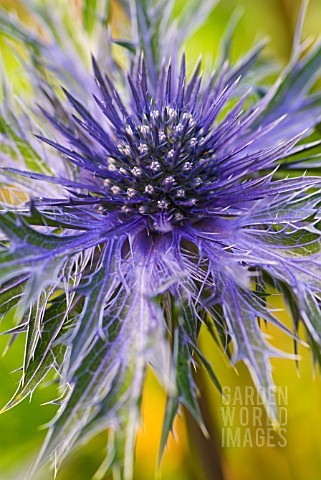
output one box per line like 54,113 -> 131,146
183,367 -> 226,480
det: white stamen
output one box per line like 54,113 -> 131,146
121,205 -> 130,213
138,143 -> 148,154
157,199 -> 169,209
118,145 -> 131,156
132,167 -> 142,177
159,131 -> 166,142
140,125 -> 150,135
176,188 -> 185,197
103,178 -> 111,187
119,167 -> 127,174
167,149 -> 175,159
182,162 -> 192,171
175,123 -> 183,134
151,110 -> 159,119
111,185 -> 121,194
145,184 -> 154,194
182,112 -> 193,121
164,176 -> 175,185
127,188 -> 136,197
125,125 -> 133,136
139,206 -> 147,214
150,161 -> 161,171
167,107 -> 177,119
194,177 -> 202,186
190,137 -> 198,147
107,158 -> 117,171
175,212 -> 184,221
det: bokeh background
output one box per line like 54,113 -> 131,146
1,1 -> 321,479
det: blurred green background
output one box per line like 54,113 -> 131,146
1,0 -> 321,479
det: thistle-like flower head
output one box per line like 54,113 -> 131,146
1,1 -> 321,478
40,56 -> 269,233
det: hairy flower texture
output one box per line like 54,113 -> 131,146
2,0 -> 321,478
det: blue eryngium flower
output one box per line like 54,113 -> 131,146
1,0 -> 321,477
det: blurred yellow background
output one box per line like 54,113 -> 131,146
1,1 -> 321,479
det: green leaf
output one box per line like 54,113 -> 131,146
1,295 -> 67,412
0,10 -> 43,50
259,39 -> 321,123
82,0 -> 98,34
0,212 -> 98,252
112,38 -> 137,54
0,114 -> 53,175
0,275 -> 28,317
